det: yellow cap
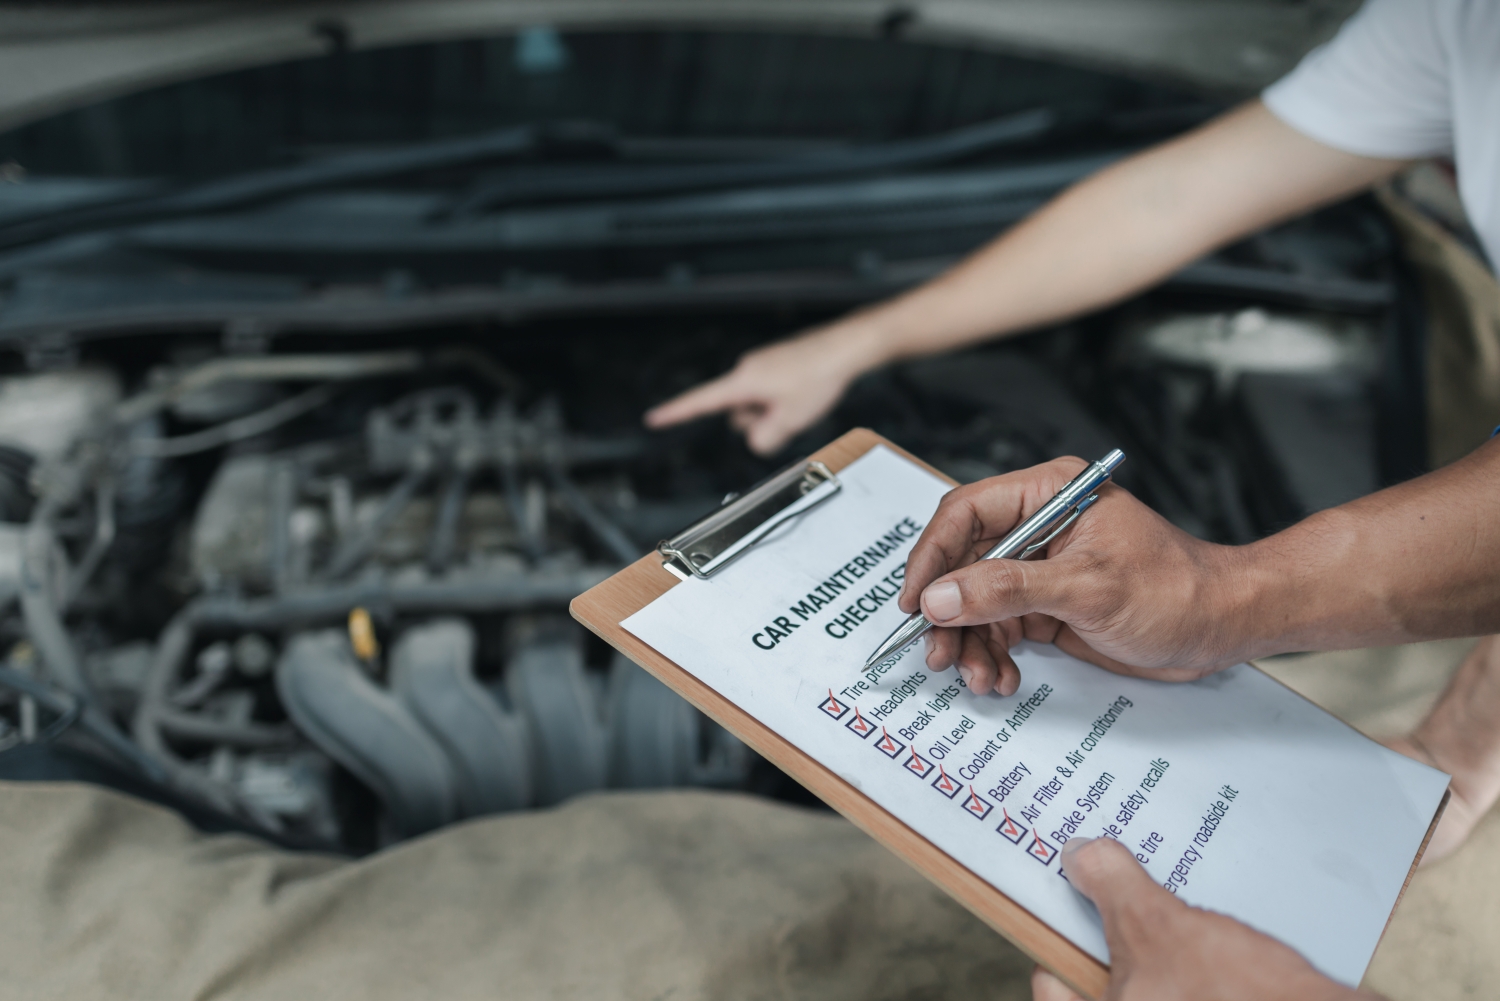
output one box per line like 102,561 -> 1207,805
348,607 -> 379,662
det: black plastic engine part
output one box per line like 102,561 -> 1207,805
0,444 -> 34,523
1230,372 -> 1379,529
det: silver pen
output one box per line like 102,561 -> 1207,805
862,449 -> 1126,670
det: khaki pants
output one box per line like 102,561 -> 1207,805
0,783 -> 1032,1001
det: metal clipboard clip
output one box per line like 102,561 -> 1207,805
659,459 -> 841,580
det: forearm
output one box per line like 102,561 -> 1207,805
1232,439 -> 1500,657
811,101 -> 1405,374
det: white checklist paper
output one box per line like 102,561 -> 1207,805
623,446 -> 1449,985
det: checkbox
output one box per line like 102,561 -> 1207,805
844,707 -> 876,739
903,752 -> 935,779
818,690 -> 849,721
931,765 -> 962,799
961,786 -> 993,820
1026,831 -> 1058,866
996,809 -> 1026,844
874,728 -> 905,758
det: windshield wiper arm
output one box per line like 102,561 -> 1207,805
438,108 -> 1056,217
0,122 -> 569,252
0,109 -> 1054,253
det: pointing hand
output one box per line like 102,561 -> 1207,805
644,324 -> 876,457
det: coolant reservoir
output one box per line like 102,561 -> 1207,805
0,368 -> 120,460
1124,308 -> 1378,392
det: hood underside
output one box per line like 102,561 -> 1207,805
0,0 -> 1359,133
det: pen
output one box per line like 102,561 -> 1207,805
862,449 -> 1126,670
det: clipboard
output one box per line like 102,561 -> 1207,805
570,426 -> 1446,999
572,427 -> 1111,997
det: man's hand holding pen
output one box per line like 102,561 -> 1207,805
899,456 -> 1248,697
900,439 -> 1500,785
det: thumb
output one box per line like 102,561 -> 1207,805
1060,837 -> 1176,930
920,554 -> 1081,627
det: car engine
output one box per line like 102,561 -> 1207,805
0,258 -> 1404,853
0,345 -> 775,851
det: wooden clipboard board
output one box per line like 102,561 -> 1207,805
570,427 -> 1111,998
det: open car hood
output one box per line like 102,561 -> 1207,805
0,0 -> 1360,132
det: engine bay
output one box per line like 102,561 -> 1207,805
0,223 -> 1413,853
0,25 -> 1424,854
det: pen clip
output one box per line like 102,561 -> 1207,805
1018,493 -> 1097,560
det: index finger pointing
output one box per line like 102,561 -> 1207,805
643,372 -> 750,428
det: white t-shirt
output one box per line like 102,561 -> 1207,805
1263,0 -> 1499,270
